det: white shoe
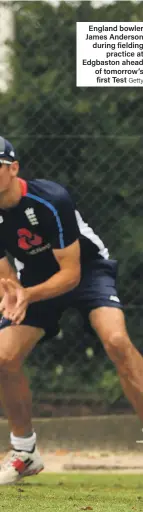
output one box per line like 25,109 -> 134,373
0,447 -> 44,485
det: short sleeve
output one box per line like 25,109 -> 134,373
46,187 -> 79,249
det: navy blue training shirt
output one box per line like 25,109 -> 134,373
0,179 -> 109,286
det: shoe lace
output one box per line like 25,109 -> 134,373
0,451 -> 21,470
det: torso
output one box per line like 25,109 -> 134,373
0,178 -> 109,285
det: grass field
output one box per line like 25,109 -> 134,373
0,473 -> 143,511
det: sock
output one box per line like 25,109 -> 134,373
10,431 -> 36,452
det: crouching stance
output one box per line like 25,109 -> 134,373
0,136 -> 142,484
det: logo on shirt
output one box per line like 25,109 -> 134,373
17,228 -> 51,254
17,228 -> 42,250
0,216 -> 3,224
25,208 -> 39,225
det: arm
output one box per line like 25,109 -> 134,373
26,186 -> 81,303
26,239 -> 81,303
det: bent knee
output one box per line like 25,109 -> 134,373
102,331 -> 130,362
0,354 -> 20,373
0,336 -> 20,372
0,327 -> 24,373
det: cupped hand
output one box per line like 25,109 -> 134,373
0,279 -> 29,324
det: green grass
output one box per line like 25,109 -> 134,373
0,473 -> 143,511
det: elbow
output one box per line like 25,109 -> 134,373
70,267 -> 81,289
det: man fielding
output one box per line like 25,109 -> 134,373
0,136 -> 142,484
